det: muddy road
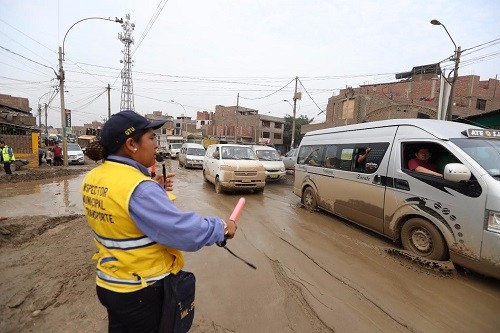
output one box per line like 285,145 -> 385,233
1,160 -> 499,333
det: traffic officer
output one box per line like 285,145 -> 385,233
82,110 -> 237,332
0,140 -> 15,174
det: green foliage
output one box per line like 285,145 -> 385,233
283,114 -> 313,149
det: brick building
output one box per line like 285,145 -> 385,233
302,70 -> 500,133
0,94 -> 39,167
207,105 -> 285,150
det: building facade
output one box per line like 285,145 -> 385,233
0,94 -> 39,166
302,73 -> 500,133
207,105 -> 285,149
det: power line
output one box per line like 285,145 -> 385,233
132,0 -> 170,56
0,45 -> 57,74
239,78 -> 295,100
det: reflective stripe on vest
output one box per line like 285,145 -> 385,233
93,231 -> 156,250
96,269 -> 170,285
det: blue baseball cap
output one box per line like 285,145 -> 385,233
100,110 -> 166,154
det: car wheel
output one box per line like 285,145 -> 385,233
215,176 -> 222,194
302,186 -> 317,210
401,218 -> 448,260
254,187 -> 264,194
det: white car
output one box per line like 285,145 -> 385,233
251,145 -> 286,181
203,144 -> 266,193
66,143 -> 85,165
282,148 -> 298,170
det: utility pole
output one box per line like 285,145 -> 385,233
447,46 -> 461,120
291,76 -> 298,149
235,93 -> 240,143
107,83 -> 111,118
44,103 -> 49,139
58,46 -> 68,166
38,104 -> 42,145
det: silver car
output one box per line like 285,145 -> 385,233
282,148 -> 297,170
66,143 -> 85,165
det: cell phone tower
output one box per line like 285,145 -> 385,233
118,14 -> 135,111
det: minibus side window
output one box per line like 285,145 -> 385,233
298,145 -> 325,166
354,143 -> 390,173
323,145 -> 339,169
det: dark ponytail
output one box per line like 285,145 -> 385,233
85,141 -> 108,161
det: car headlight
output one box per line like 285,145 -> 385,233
487,211 -> 500,233
280,166 -> 285,172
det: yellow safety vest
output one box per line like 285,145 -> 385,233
1,146 -> 15,162
82,160 -> 184,293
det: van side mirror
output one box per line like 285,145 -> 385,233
443,163 -> 471,182
213,151 -> 220,159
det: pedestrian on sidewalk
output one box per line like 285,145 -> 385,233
45,148 -> 53,166
0,140 -> 15,175
52,142 -> 62,166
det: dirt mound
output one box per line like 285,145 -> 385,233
0,165 -> 95,184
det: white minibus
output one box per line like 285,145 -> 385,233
294,119 -> 500,279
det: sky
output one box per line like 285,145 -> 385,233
1,0 -> 499,128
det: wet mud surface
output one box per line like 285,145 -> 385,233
1,160 -> 499,332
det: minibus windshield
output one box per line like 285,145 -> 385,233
451,138 -> 500,177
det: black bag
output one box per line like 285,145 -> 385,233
158,270 -> 196,333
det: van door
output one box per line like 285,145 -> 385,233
325,142 -> 391,233
386,133 -> 487,259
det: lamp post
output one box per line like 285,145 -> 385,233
58,17 -> 122,166
431,19 -> 461,121
170,100 -> 187,138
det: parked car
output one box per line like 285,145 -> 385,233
203,144 -> 266,194
178,143 -> 205,169
251,145 -> 286,181
66,143 -> 85,165
282,148 -> 298,170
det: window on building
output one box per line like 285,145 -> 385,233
274,123 -> 282,129
476,99 -> 486,111
274,133 -> 282,139
342,99 -> 355,119
262,121 -> 270,128
262,131 -> 270,138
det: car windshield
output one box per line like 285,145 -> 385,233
451,138 -> 500,177
255,149 -> 281,161
221,146 -> 257,160
67,143 -> 82,151
171,144 -> 182,149
187,148 -> 205,156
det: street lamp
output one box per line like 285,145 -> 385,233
170,100 -> 187,137
58,16 -> 123,165
284,99 -> 297,149
431,19 -> 461,121
37,89 -> 58,145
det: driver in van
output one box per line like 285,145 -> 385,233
408,146 -> 442,177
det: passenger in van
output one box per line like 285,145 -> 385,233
408,147 -> 442,177
357,147 -> 372,165
304,149 -> 321,166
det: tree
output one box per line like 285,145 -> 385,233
283,115 -> 313,150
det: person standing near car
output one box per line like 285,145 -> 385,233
52,142 -> 62,166
0,140 -> 15,174
82,110 -> 237,332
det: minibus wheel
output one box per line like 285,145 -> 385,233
302,187 -> 317,210
401,218 -> 448,261
203,169 -> 209,182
